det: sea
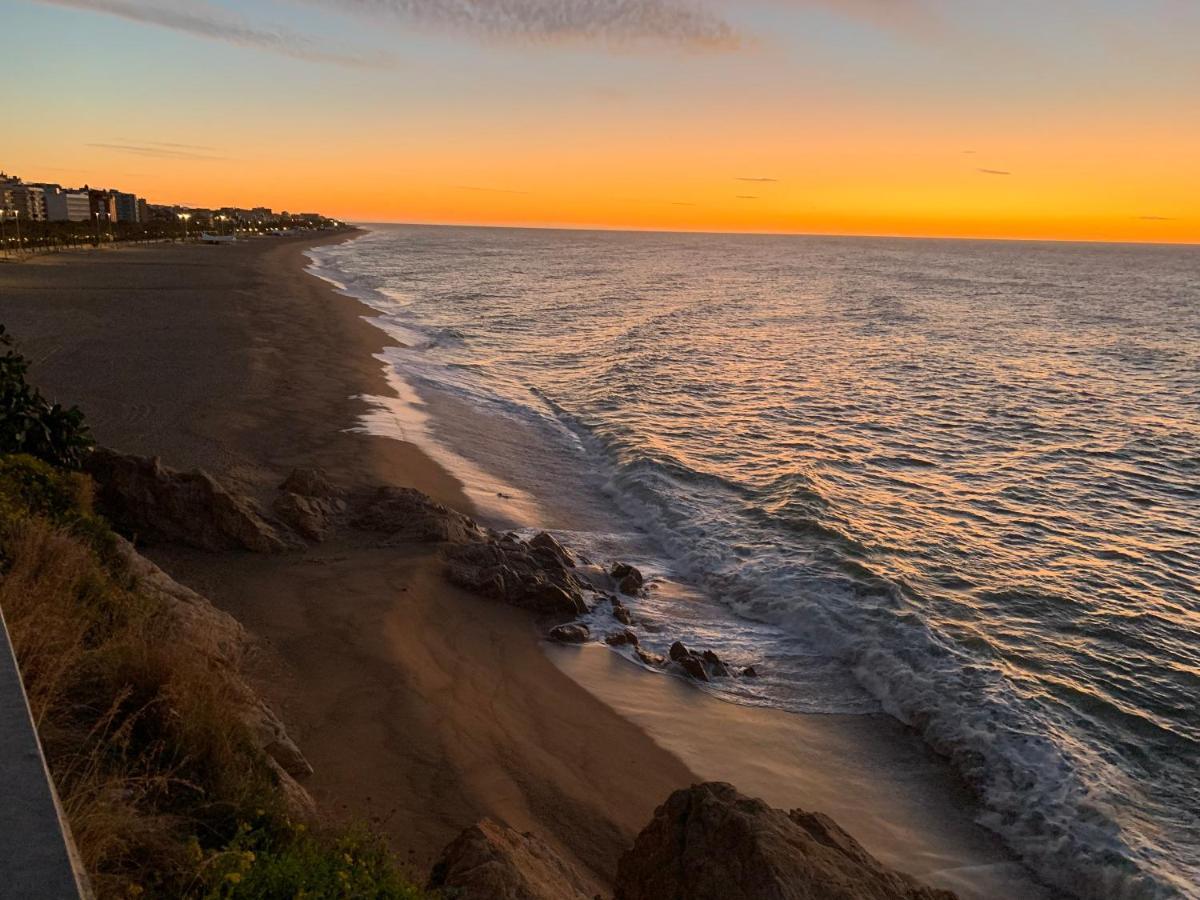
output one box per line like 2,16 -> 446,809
308,225 -> 1199,900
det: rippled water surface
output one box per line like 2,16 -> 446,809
311,226 -> 1200,899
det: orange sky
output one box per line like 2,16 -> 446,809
8,0 -> 1200,244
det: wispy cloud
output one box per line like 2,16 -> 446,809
1137,215 -> 1174,221
978,168 -> 1011,176
736,176 -> 778,182
87,142 -> 227,160
302,0 -> 739,47
37,0 -> 394,67
736,194 -> 759,199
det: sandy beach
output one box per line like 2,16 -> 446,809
0,233 -> 1047,898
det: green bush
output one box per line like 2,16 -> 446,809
0,324 -> 93,468
195,818 -> 428,900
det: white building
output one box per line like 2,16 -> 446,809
42,185 -> 91,222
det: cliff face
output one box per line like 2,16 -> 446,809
112,537 -> 316,814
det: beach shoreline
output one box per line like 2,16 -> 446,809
0,229 -> 1044,898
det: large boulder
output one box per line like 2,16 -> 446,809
352,485 -> 483,544
445,534 -> 590,618
614,783 -> 957,900
86,448 -> 290,552
427,819 -> 594,900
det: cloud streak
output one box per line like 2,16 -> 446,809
304,0 -> 739,47
38,0 -> 394,67
978,168 -> 1011,176
87,142 -> 227,160
737,176 -> 778,182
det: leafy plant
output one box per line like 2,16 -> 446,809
0,324 -> 93,468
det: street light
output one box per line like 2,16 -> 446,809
177,212 -> 191,242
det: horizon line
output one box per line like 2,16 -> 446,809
345,219 -> 1200,249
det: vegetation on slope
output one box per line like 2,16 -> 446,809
0,331 -> 427,898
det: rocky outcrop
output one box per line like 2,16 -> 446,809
445,533 -> 590,618
606,629 -> 639,647
114,536 -> 315,815
548,623 -> 590,644
427,819 -> 594,900
614,783 -> 957,900
273,467 -> 347,541
611,562 -> 644,595
528,531 -> 575,568
352,485 -> 483,544
86,448 -> 291,552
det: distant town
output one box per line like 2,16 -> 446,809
0,170 -> 342,254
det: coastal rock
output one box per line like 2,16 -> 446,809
352,485 -> 483,544
614,782 -> 957,900
86,448 -> 291,552
445,537 -> 589,618
548,623 -> 590,644
279,466 -> 342,499
635,648 -> 667,668
606,629 -> 639,647
428,819 -> 594,900
743,666 -> 760,678
612,562 -> 645,595
529,531 -> 575,568
678,655 -> 710,682
669,640 -> 692,662
610,597 -> 634,626
703,649 -> 732,678
273,490 -> 344,541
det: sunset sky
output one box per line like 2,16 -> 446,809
6,0 -> 1199,242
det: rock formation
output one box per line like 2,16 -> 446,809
427,819 -> 594,900
445,533 -> 590,618
352,484 -> 483,544
86,448 -> 292,552
273,466 -> 347,541
614,782 -> 957,900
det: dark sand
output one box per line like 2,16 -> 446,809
0,235 -> 693,892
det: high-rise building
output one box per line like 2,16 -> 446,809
42,185 -> 91,222
113,192 -> 140,223
87,189 -> 116,222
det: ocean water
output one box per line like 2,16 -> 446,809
308,225 -> 1200,899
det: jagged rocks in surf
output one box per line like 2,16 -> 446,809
703,649 -> 732,677
529,530 -> 575,568
610,596 -> 634,625
548,623 -> 590,644
445,535 -> 589,617
611,562 -> 645,595
606,629 -> 639,647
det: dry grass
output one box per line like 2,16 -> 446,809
0,455 -> 425,898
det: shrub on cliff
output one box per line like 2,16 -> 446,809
0,324 -> 93,468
